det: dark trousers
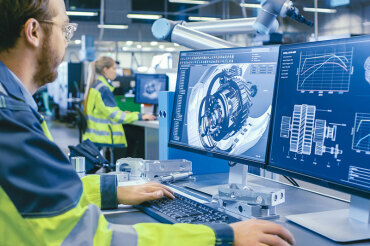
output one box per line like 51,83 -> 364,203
104,147 -> 127,164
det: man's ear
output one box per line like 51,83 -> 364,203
23,18 -> 42,48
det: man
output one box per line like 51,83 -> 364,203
0,0 -> 295,245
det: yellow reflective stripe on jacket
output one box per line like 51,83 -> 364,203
134,223 -> 216,246
21,176 -> 110,245
80,175 -> 102,208
0,188 -> 41,246
40,118 -> 53,141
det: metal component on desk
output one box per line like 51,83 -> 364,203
71,156 -> 85,178
159,172 -> 193,183
140,159 -> 192,181
116,158 -> 144,178
215,183 -> 285,220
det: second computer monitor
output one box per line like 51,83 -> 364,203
268,36 -> 370,197
135,74 -> 169,105
169,46 -> 280,165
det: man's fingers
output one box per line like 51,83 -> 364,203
146,182 -> 174,194
260,234 -> 291,246
145,185 -> 175,199
162,189 -> 175,199
141,190 -> 164,201
262,224 -> 295,245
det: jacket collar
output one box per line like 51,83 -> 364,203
0,60 -> 37,110
98,75 -> 114,92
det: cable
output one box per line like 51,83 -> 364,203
284,175 -> 300,187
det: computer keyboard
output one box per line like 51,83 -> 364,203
136,193 -> 240,224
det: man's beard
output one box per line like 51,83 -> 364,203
33,36 -> 63,88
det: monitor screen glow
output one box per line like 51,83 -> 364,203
135,74 -> 168,105
169,46 -> 280,164
269,36 -> 370,196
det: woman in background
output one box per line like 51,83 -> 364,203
83,56 -> 155,162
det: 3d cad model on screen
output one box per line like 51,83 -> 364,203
143,80 -> 163,100
364,57 -> 370,85
186,64 -> 271,155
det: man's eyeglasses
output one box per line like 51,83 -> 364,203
39,21 -> 78,42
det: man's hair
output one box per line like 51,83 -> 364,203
0,0 -> 54,52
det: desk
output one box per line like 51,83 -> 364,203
105,173 -> 369,246
130,120 -> 159,160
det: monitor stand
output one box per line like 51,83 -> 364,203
286,195 -> 370,242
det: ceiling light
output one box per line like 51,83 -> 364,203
169,0 -> 209,5
122,47 -> 129,51
303,7 -> 337,13
159,45 -> 165,49
174,43 -> 180,46
74,40 -> 82,45
137,44 -> 142,48
150,41 -> 159,46
66,11 -> 98,16
142,47 -> 153,51
188,16 -> 220,21
166,47 -> 176,52
137,66 -> 148,72
126,41 -> 133,45
127,14 -> 162,20
239,3 -> 261,8
97,24 -> 129,29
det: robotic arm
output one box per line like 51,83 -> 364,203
254,0 -> 313,34
152,0 -> 313,49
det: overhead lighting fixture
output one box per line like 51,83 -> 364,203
174,43 -> 180,47
137,66 -> 148,72
74,40 -> 82,45
303,7 -> 337,13
169,0 -> 210,5
239,3 -> 261,8
127,14 -> 162,20
122,47 -> 129,51
97,24 -> 129,29
166,47 -> 176,52
66,11 -> 98,16
188,16 -> 220,21
150,41 -> 158,46
142,47 -> 153,51
137,44 -> 142,49
126,41 -> 133,45
159,45 -> 165,49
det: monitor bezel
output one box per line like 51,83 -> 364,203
134,73 -> 169,105
168,45 -> 281,169
266,35 -> 370,199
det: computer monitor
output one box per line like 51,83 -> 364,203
169,46 -> 280,166
113,75 -> 135,96
135,74 -> 169,105
268,36 -> 370,242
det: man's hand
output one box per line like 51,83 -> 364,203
117,182 -> 175,205
142,114 -> 157,121
230,219 -> 295,246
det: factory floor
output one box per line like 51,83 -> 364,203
48,118 -> 350,202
